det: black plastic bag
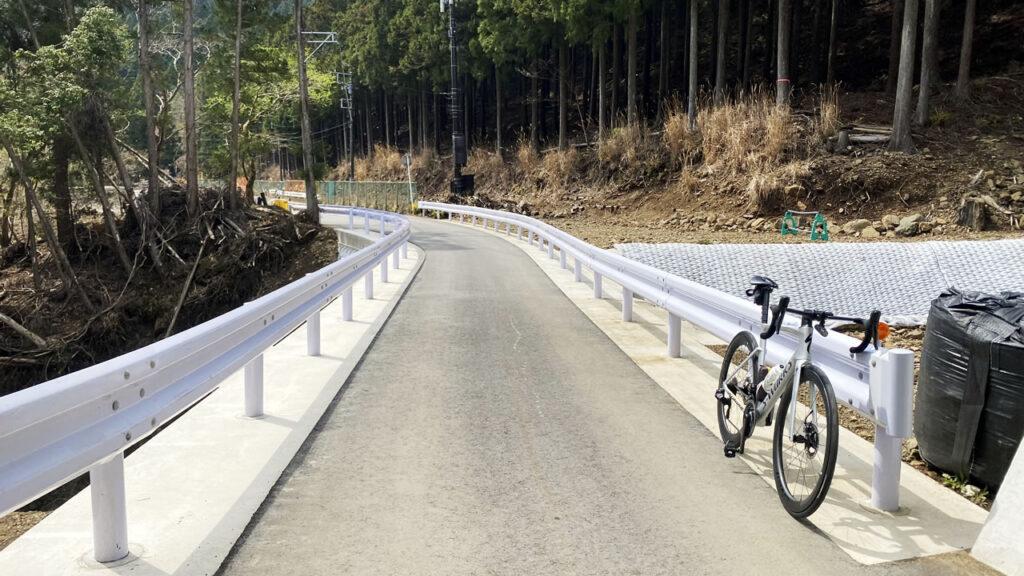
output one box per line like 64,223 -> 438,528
916,288 -> 1024,490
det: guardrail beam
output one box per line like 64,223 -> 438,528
90,453 -> 128,563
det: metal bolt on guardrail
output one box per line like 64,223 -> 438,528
422,201 -> 915,513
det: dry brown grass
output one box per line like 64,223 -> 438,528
515,139 -> 541,175
698,91 -> 798,176
542,148 -> 581,188
468,148 -> 512,188
662,104 -> 701,166
816,84 -> 842,141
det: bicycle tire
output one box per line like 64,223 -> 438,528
772,364 -> 839,519
717,331 -> 759,452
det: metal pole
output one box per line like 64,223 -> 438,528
245,355 -> 264,417
668,313 -> 681,358
306,310 -> 321,356
365,272 -> 373,300
594,272 -> 603,299
560,249 -> 567,269
402,242 -> 408,259
392,250 -> 400,269
623,288 -> 633,322
90,453 -> 129,563
574,259 -> 582,282
380,259 -> 389,283
342,287 -> 353,321
548,242 -> 554,259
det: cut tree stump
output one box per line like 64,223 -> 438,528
958,197 -> 987,231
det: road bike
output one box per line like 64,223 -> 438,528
715,276 -> 886,518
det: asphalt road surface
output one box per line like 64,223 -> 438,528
217,218 -> 988,576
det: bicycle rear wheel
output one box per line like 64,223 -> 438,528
717,331 -> 759,454
772,364 -> 838,519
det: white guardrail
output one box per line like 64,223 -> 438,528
0,206 -> 409,563
420,201 -> 915,513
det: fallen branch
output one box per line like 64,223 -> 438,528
0,312 -> 46,348
164,238 -> 207,338
114,137 -> 178,186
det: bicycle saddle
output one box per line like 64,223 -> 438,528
749,275 -> 778,289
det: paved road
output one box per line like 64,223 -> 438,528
217,218 -> 985,575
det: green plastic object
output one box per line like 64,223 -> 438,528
781,211 -> 799,236
810,213 -> 830,241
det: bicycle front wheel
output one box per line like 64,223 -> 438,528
772,364 -> 838,519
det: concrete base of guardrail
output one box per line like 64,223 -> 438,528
444,215 -> 991,567
972,445 -> 1024,576
0,243 -> 424,576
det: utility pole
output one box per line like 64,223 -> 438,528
296,9 -> 338,222
441,0 -> 473,195
337,66 -> 355,181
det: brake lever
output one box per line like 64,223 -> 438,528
815,322 -> 829,337
848,310 -> 882,354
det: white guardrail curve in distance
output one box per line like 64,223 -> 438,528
0,206 -> 410,563
420,201 -> 915,513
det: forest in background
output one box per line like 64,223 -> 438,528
0,0 -> 1022,390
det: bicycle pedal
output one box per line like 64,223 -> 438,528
723,447 -> 737,458
714,388 -> 731,407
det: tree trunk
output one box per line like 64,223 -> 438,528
3,141 -> 95,311
139,0 -> 160,213
531,67 -> 540,150
956,0 -> 976,100
767,0 -> 778,80
295,0 -> 318,221
627,12 -> 638,125
741,0 -> 753,91
611,23 -> 621,125
25,187 -> 40,290
403,91 -> 411,151
53,136 -> 74,249
0,178 -> 15,248
810,0 -> 823,86
69,123 -> 133,273
688,0 -> 699,130
790,0 -> 802,85
641,13 -> 653,117
559,40 -> 569,151
659,0 -> 669,105
433,93 -> 440,154
598,41 -> 606,143
495,65 -> 503,154
889,0 -> 919,154
184,0 -> 199,215
421,87 -> 428,153
365,97 -> 373,156
777,0 -> 792,106
886,0 -> 904,94
715,0 -> 729,105
826,0 -> 839,85
228,0 -> 242,210
914,0 -> 940,126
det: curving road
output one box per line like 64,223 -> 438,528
217,218 -> 986,575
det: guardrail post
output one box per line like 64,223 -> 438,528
574,259 -> 582,282
348,211 -> 353,230
342,287 -> 353,321
380,259 -> 389,283
365,272 -> 374,300
402,242 -> 408,259
594,272 -> 603,298
560,249 -> 567,269
517,226 -> 523,240
528,231 -> 534,246
245,355 -> 264,417
460,213 -> 464,223
548,242 -> 554,259
472,216 -> 477,226
447,212 -> 451,220
505,222 -> 510,235
868,349 -> 915,512
307,311 -> 321,356
380,215 -> 386,237
392,250 -> 400,269
90,453 -> 129,563
668,313 -> 681,358
623,288 -> 633,322
364,215 -> 370,234
494,220 -> 499,232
